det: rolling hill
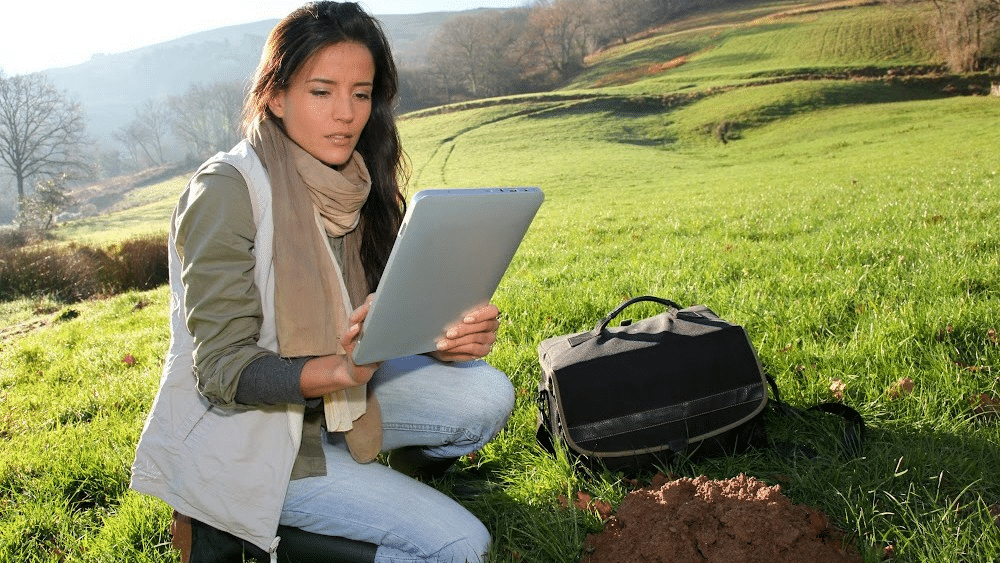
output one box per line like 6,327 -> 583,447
58,0 -> 994,238
43,9 -> 495,145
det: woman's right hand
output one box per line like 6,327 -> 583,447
299,294 -> 380,399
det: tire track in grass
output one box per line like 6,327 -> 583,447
410,98 -> 594,187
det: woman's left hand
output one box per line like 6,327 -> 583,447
430,303 -> 501,363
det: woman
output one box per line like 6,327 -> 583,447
130,3 -> 514,562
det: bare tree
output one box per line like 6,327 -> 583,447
114,98 -> 171,170
431,15 -> 488,97
594,0 -> 657,46
526,0 -> 595,82
0,73 -> 87,213
113,122 -> 147,169
428,10 -> 531,99
133,99 -> 171,165
932,0 -> 1000,71
94,143 -> 126,178
169,81 -> 244,159
425,52 -> 462,104
475,10 -> 533,95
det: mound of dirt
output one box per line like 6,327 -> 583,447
581,474 -> 862,563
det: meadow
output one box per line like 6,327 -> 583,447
2,1 -> 999,561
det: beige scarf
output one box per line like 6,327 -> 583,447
250,119 -> 382,463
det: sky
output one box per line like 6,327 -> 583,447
1,0 -> 530,76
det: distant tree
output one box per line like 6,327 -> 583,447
114,99 -> 171,170
594,0 -> 657,46
430,15 -> 487,97
18,173 -> 74,232
931,0 -> 1000,71
425,53 -> 462,104
398,64 -> 456,110
113,122 -> 148,169
133,99 -> 171,165
0,73 -> 87,215
0,176 -> 15,225
95,144 -> 126,178
475,10 -> 533,95
526,0 -> 595,83
169,81 -> 244,159
428,10 -> 531,98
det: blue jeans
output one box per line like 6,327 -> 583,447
280,355 -> 515,562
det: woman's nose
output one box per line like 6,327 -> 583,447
332,94 -> 354,122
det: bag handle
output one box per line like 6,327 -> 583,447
568,296 -> 682,346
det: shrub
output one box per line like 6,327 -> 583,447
0,226 -> 30,249
0,234 -> 168,303
95,237 -> 169,294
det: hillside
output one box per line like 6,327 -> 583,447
572,0 -> 940,91
44,9 -> 496,145
58,0 -> 991,234
401,0 -> 990,163
43,0 -> 997,232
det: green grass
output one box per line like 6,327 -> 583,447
1,289 -> 174,562
4,1 -> 1000,561
55,174 -> 188,246
572,2 -> 938,92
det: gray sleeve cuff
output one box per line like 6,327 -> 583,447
236,354 -> 319,407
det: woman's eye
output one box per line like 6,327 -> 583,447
311,90 -> 330,97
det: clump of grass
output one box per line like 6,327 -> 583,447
0,234 -> 168,302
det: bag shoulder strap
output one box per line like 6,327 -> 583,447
766,372 -> 867,457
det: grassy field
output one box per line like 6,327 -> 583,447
570,1 -> 938,92
55,177 -> 187,246
3,1 -> 1000,561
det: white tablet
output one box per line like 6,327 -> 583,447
351,187 -> 544,365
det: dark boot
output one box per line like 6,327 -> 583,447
173,510 -> 261,563
171,511 -> 192,563
387,446 -> 458,479
189,517 -> 269,562
276,525 -> 377,563
173,510 -> 377,563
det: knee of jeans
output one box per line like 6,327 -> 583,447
464,365 -> 515,444
432,521 -> 491,563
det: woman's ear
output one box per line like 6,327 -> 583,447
268,92 -> 286,119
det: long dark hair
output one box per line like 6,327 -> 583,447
244,1 -> 406,292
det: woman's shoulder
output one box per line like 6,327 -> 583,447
179,142 -> 267,228
189,162 -> 248,198
196,162 -> 245,185
179,161 -> 252,226
191,139 -> 263,187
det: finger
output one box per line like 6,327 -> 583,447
446,320 -> 500,341
436,329 -> 497,353
441,304 -> 500,339
341,322 -> 362,345
463,303 -> 500,324
340,334 -> 380,373
350,296 -> 376,324
432,341 -> 493,363
441,327 -> 497,347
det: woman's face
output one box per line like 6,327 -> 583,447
268,41 -> 375,168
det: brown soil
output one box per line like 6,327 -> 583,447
581,474 -> 863,563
